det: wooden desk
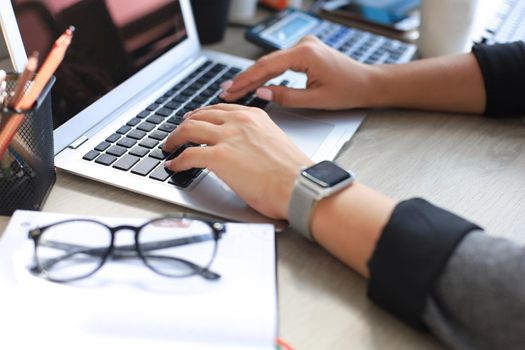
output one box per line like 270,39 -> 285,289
2,21 -> 525,350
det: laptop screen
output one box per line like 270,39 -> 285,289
11,0 -> 187,128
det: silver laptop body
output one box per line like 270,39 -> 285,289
2,0 -> 363,225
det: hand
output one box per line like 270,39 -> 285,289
220,36 -> 379,110
163,104 -> 313,219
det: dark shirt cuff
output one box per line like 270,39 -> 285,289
472,41 -> 525,117
367,198 -> 481,330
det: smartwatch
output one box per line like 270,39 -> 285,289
288,160 -> 355,241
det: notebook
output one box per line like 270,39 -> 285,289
2,0 -> 364,227
0,210 -> 277,350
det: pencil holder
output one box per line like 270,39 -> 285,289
0,75 -> 55,215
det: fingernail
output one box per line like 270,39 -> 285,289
219,92 -> 227,99
164,160 -> 172,168
220,80 -> 233,91
183,111 -> 191,119
256,87 -> 272,101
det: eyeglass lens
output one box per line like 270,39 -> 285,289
35,220 -> 112,281
138,218 -> 216,277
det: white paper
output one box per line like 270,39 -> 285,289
0,210 -> 277,350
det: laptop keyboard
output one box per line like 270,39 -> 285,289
312,21 -> 417,64
82,60 -> 271,189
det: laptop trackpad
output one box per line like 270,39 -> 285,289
267,105 -> 334,158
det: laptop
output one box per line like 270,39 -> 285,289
1,0 -> 363,226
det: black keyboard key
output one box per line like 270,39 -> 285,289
164,89 -> 177,98
117,137 -> 137,148
158,122 -> 177,133
137,110 -> 150,119
131,157 -> 160,176
197,60 -> 213,70
156,96 -> 168,104
127,118 -> 141,126
95,141 -> 111,152
202,73 -> 217,81
185,102 -> 201,110
174,82 -> 185,90
201,89 -> 216,97
106,133 -> 121,143
137,121 -> 156,132
146,115 -> 164,125
181,88 -> 197,97
228,67 -> 241,75
95,153 -> 117,166
139,138 -> 159,149
168,116 -> 184,125
150,130 -> 169,141
83,150 -> 100,161
169,175 -> 192,188
169,168 -> 202,188
127,129 -> 147,140
155,108 -> 173,117
176,108 -> 190,117
149,148 -> 169,160
196,77 -> 209,85
209,63 -> 226,72
106,145 -> 127,157
165,101 -> 182,110
191,83 -> 204,90
113,154 -> 140,171
150,165 -> 173,182
129,146 -> 150,157
117,125 -> 132,134
192,96 -> 208,104
146,103 -> 159,111
172,95 -> 187,103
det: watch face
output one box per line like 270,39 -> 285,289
303,161 -> 352,188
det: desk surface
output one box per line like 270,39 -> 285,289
3,16 -> 525,350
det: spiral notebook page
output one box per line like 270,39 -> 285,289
0,210 -> 277,350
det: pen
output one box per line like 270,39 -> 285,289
0,26 -> 74,159
8,52 -> 39,109
0,70 -> 6,107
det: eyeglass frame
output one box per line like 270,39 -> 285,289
27,213 -> 226,283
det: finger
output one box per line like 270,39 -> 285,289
186,103 -> 252,119
255,85 -> 323,109
184,108 -> 230,125
163,120 -> 221,152
220,46 -> 307,100
164,146 -> 214,172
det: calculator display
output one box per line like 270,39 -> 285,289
260,13 -> 318,48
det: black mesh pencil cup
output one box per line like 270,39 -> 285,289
0,75 -> 55,215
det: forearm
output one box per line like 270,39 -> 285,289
310,182 -> 395,277
369,53 -> 486,114
424,231 -> 525,349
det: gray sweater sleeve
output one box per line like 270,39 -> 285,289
423,230 -> 525,350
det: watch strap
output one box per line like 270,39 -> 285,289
288,177 -> 317,241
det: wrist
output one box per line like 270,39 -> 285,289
287,161 -> 355,241
365,64 -> 397,108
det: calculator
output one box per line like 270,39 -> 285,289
246,8 -> 418,64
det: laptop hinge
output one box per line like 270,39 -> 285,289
68,135 -> 89,149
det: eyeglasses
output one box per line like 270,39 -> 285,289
27,214 -> 225,283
